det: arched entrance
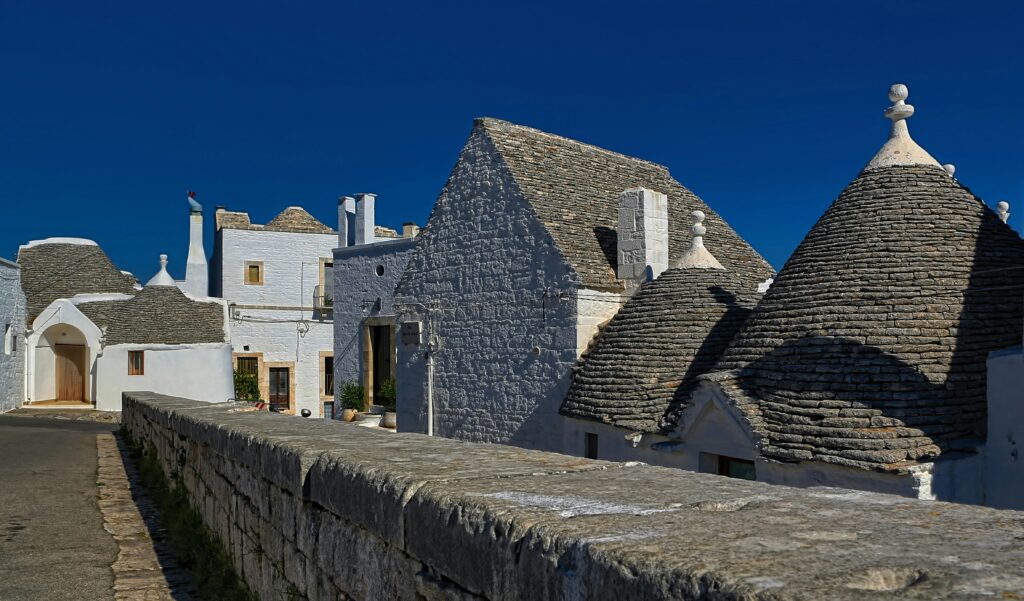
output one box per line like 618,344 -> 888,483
33,323 -> 90,405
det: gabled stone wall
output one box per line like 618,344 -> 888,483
124,392 -> 1024,601
0,259 -> 26,412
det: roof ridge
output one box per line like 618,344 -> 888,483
475,117 -> 671,174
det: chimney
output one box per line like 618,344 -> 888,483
338,196 -> 355,247
617,188 -> 668,293
402,222 -> 420,238
184,191 -> 209,297
355,193 -> 376,245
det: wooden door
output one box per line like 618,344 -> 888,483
268,367 -> 290,411
55,344 -> 86,402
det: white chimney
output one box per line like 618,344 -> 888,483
617,187 -> 668,293
184,191 -> 208,297
338,196 -> 355,247
355,193 -> 376,245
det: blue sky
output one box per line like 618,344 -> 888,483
1,1 -> 1021,279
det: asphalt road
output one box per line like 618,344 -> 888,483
0,415 -> 119,601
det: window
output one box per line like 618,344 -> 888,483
323,401 -> 335,421
700,452 -> 756,481
584,432 -> 599,460
244,261 -> 264,285
375,264 -> 385,277
323,355 -> 335,396
3,324 -> 11,356
128,351 -> 145,375
237,357 -> 258,376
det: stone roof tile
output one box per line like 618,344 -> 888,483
77,286 -> 226,345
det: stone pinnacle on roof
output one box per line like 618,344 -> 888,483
675,211 -> 725,269
146,254 -> 176,287
998,201 -> 1011,223
864,83 -> 942,171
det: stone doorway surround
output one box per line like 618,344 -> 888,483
361,316 -> 396,410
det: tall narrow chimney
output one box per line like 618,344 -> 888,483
355,193 -> 376,245
338,196 -> 355,247
184,191 -> 209,297
617,187 -> 668,293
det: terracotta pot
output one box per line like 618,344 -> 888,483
381,411 -> 397,429
341,409 -> 358,422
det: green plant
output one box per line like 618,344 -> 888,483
233,371 -> 260,402
340,381 -> 364,411
378,377 -> 397,412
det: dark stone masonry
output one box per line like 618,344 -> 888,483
124,392 -> 1024,600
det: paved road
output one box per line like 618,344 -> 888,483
0,415 -> 119,601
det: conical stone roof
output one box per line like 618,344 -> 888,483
717,164 -> 1024,471
562,267 -> 762,433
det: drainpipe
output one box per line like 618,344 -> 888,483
426,345 -> 434,437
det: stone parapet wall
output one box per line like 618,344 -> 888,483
123,392 -> 1024,600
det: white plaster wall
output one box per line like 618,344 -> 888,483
0,260 -> 26,413
228,312 -> 333,416
216,227 -> 337,416
218,228 -> 336,307
95,343 -> 234,411
395,127 -> 583,452
985,346 -> 1024,509
332,238 -> 415,397
563,418 -> 696,469
574,288 -> 623,356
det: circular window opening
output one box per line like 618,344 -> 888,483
375,265 -> 385,277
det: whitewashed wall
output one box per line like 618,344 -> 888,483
985,346 -> 1024,509
27,301 -> 102,404
95,343 -> 234,411
0,259 -> 26,413
332,238 -> 415,401
396,127 -> 591,452
216,228 -> 336,415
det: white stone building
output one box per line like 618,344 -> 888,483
17,239 -> 233,411
0,257 -> 27,413
395,118 -> 772,451
331,193 -> 418,416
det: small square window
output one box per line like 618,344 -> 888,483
244,261 -> 264,285
128,351 -> 145,375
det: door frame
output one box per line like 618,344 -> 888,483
361,317 -> 397,409
54,343 -> 87,402
263,361 -> 295,412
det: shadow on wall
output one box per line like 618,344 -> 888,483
593,226 -> 617,273
663,285 -> 752,429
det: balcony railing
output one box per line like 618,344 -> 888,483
314,285 -> 333,312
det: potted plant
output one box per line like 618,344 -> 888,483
339,382 -> 363,422
378,378 -> 397,428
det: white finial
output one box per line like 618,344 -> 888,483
146,253 -> 176,286
865,83 -> 941,171
997,201 -> 1010,224
942,164 -> 956,177
676,210 -> 724,270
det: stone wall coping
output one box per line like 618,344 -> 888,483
124,392 -> 1024,600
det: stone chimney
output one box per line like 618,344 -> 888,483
617,188 -> 668,293
355,193 -> 376,245
338,196 -> 355,247
184,191 -> 209,297
402,222 -> 420,239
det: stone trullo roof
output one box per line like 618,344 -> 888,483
76,286 -> 226,345
562,268 -> 762,433
451,118 -> 774,290
563,211 -> 763,432
714,85 -> 1024,472
17,239 -> 137,322
217,206 -> 335,234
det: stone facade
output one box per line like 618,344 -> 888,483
0,258 -> 26,413
395,125 -> 581,450
332,237 -> 416,410
212,212 -> 337,417
124,392 -> 1024,601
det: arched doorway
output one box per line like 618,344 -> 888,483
34,323 -> 90,404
